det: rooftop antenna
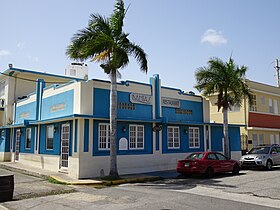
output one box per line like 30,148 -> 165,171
275,59 -> 280,87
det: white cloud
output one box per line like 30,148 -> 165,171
17,42 -> 26,50
28,55 -> 39,63
201,29 -> 227,45
0,50 -> 11,57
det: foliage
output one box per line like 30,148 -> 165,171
195,57 -> 252,111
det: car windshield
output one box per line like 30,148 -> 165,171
248,147 -> 270,154
186,153 -> 204,160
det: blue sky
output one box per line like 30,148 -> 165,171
1,0 -> 280,93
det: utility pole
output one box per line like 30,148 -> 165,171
275,59 -> 280,87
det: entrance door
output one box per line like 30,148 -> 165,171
15,129 -> 21,161
60,123 -> 70,170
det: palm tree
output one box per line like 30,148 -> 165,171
66,0 -> 148,178
195,57 -> 252,158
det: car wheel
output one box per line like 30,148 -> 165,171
266,160 -> 273,170
205,167 -> 214,178
232,164 -> 240,175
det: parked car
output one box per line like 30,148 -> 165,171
239,144 -> 280,170
177,152 -> 240,178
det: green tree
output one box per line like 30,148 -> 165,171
66,0 -> 148,178
195,57 -> 252,158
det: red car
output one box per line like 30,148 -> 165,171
177,152 -> 240,178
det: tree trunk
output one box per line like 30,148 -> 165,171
109,71 -> 119,178
222,107 -> 230,158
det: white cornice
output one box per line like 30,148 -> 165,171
247,127 -> 280,132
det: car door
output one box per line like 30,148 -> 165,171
274,147 -> 280,165
206,153 -> 220,172
215,153 -> 232,172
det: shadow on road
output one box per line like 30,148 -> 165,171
135,172 -> 247,191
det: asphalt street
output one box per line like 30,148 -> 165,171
1,168 -> 280,209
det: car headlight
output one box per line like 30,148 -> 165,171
256,155 -> 265,160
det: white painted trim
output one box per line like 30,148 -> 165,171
98,123 -> 110,150
208,125 -> 211,151
167,126 -> 180,149
129,124 -> 145,150
247,127 -> 280,132
203,125 -> 207,152
189,127 -> 200,149
250,88 -> 280,97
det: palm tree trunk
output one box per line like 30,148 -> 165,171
222,107 -> 230,158
109,71 -> 119,178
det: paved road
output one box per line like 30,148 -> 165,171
1,167 -> 280,209
0,169 -> 74,200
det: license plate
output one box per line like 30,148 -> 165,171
184,163 -> 190,167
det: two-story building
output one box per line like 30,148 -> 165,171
0,65 -> 84,161
209,79 -> 280,153
0,68 -> 242,178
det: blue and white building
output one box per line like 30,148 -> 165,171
0,66 -> 242,178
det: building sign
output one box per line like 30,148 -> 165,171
50,103 -> 65,112
119,137 -> 128,150
162,97 -> 180,108
20,112 -> 30,118
130,93 -> 152,105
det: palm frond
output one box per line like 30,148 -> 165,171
110,0 -> 125,38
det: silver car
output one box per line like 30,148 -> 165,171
239,144 -> 280,170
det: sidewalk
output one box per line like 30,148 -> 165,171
0,162 -> 168,186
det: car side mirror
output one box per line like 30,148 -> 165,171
272,151 -> 277,155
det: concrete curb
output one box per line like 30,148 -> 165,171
0,205 -> 9,210
49,175 -> 162,186
102,176 -> 162,186
0,163 -> 162,186
0,163 -> 49,180
49,175 -> 103,185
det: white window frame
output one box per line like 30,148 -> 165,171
46,125 -> 54,150
274,99 -> 278,114
252,134 -> 258,147
189,127 -> 200,148
250,95 -> 257,112
0,80 -> 6,97
270,134 -> 275,145
269,98 -> 273,113
98,123 -> 110,150
167,126 -> 180,149
258,134 -> 264,145
129,124 -> 144,150
25,128 -> 31,149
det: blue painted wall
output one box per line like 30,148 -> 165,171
0,129 -> 10,152
39,121 -> 72,156
162,125 -> 204,154
211,126 -> 241,152
41,90 -> 74,120
92,120 -> 153,156
162,100 -> 203,123
93,88 -> 153,120
15,102 -> 36,124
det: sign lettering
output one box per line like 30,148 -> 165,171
130,93 -> 152,105
162,97 -> 180,108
